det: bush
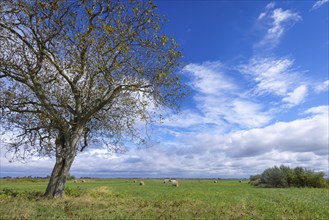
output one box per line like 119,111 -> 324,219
261,166 -> 288,188
250,165 -> 327,188
249,179 -> 261,186
249,174 -> 261,181
293,167 -> 307,187
304,170 -> 327,188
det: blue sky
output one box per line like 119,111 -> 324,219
1,0 -> 328,178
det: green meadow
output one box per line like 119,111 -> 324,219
0,178 -> 328,219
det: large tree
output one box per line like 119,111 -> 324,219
0,0 -> 184,197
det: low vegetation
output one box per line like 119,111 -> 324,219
0,178 -> 328,219
250,165 -> 328,188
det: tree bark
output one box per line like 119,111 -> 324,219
44,154 -> 75,197
44,131 -> 80,198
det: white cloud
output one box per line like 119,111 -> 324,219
162,110 -> 206,129
258,2 -> 276,20
266,2 -> 276,10
197,96 -> 271,129
184,62 -> 236,95
311,0 -> 328,11
74,109 -> 329,177
270,8 -> 301,36
226,111 -> 328,158
304,105 -> 329,115
0,148 -> 54,177
258,12 -> 267,20
256,6 -> 301,49
282,85 -> 308,106
239,57 -> 293,96
315,80 -> 329,93
238,57 -> 307,103
183,61 -> 272,129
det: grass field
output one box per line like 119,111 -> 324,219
0,178 -> 328,219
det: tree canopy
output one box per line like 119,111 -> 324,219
0,0 -> 185,197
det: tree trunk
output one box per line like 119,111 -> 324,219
44,131 -> 81,198
44,153 -> 75,197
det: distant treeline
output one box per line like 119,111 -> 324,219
2,176 -> 247,180
2,176 -> 49,179
250,165 -> 328,188
1,174 -> 82,180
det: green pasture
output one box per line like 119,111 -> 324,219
0,178 -> 328,219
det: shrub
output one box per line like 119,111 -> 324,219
261,166 -> 288,188
304,170 -> 327,188
249,179 -> 261,186
293,167 -> 307,187
250,165 -> 327,188
250,174 -> 261,182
